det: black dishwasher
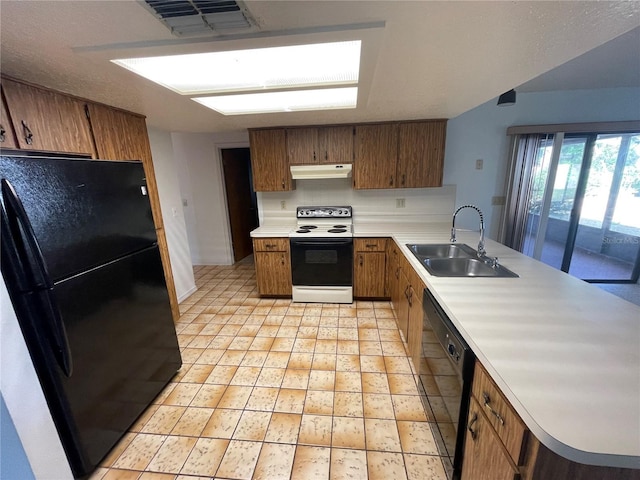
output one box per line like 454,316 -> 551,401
419,288 -> 475,480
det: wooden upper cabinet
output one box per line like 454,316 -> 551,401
0,91 -> 18,149
354,123 -> 399,189
287,127 -> 318,165
397,120 -> 446,188
86,103 -> 151,162
249,129 -> 293,192
1,79 -> 94,155
287,126 -> 353,165
318,126 -> 353,164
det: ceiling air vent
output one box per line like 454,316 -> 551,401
142,0 -> 258,37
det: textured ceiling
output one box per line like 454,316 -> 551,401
0,1 -> 638,133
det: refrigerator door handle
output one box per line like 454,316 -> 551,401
1,179 -> 73,377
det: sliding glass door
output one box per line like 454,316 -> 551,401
507,131 -> 640,282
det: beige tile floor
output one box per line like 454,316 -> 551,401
90,259 -> 448,480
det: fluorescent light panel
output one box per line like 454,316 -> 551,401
112,41 -> 361,95
193,87 -> 358,115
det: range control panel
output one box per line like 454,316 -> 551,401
296,206 -> 352,219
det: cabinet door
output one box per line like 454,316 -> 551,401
407,283 -> 424,373
249,129 -> 293,191
354,251 -> 386,298
87,103 -> 151,163
2,79 -> 94,155
318,126 -> 353,164
255,251 -> 292,296
396,269 -> 410,341
354,124 -> 398,189
287,127 -> 318,165
0,91 -> 18,149
462,397 -> 520,480
397,121 -> 446,188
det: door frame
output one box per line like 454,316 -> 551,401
215,141 -> 252,264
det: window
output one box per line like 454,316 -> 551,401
502,124 -> 640,283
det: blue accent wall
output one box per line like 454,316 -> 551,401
1,393 -> 35,480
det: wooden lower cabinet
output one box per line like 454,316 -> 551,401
354,238 -> 387,298
253,238 -> 291,296
462,396 -> 520,480
463,361 -> 640,480
406,283 -> 424,372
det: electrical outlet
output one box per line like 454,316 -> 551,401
396,198 -> 405,208
475,159 -> 484,170
171,207 -> 178,217
280,200 -> 286,210
182,199 -> 188,207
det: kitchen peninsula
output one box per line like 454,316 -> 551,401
251,222 -> 640,477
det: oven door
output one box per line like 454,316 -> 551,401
290,238 -> 353,286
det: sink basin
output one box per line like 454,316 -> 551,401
422,257 -> 519,278
406,243 -> 476,259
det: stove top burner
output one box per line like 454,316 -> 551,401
333,225 -> 346,229
328,229 -> 347,233
299,225 -> 318,229
296,229 -> 312,233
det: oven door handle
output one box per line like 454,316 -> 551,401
291,239 -> 353,246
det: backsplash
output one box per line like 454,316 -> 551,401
258,179 -> 456,224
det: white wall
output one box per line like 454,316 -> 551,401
0,278 -> 73,480
171,131 -> 250,265
444,87 -> 640,238
147,127 -> 196,302
259,179 -> 456,226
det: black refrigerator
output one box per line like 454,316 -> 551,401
0,155 -> 182,478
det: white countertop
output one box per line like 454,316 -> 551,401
251,222 -> 640,468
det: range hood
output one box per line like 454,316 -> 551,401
290,164 -> 352,180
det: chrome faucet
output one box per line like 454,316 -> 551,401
450,204 -> 486,257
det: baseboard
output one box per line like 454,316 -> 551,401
178,285 -> 198,303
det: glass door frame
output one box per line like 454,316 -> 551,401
503,127 -> 640,284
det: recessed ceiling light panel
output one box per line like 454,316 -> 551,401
193,87 -> 358,115
112,41 -> 361,95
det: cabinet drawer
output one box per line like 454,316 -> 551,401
253,238 -> 289,252
473,362 -> 528,465
354,238 -> 387,252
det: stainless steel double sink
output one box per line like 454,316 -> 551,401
406,243 -> 519,277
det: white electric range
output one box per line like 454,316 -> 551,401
289,206 -> 353,303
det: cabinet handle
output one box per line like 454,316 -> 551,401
265,244 -> 276,248
401,174 -> 405,186
366,244 -> 377,248
325,151 -> 328,161
313,151 -> 316,161
21,120 -> 33,145
281,180 -> 285,189
482,393 -> 505,425
389,175 -> 394,186
0,125 -> 5,143
281,254 -> 285,265
408,288 -> 413,307
359,255 -> 363,266
467,412 -> 478,440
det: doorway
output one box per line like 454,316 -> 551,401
221,148 -> 258,263
506,131 -> 640,283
